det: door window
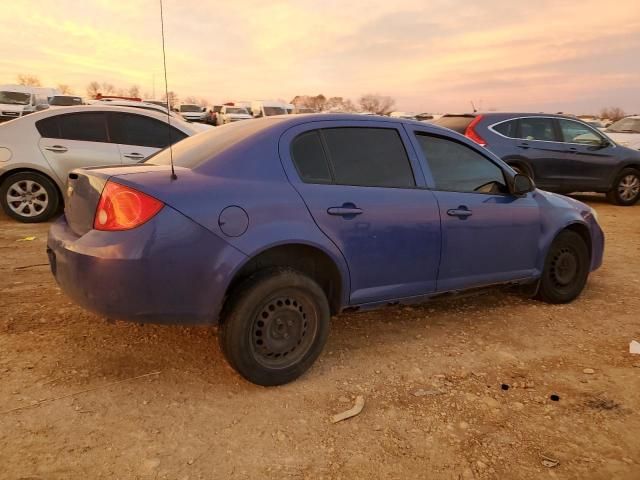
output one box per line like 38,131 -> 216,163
492,119 -> 517,138
290,131 -> 332,183
58,112 -> 109,142
558,119 -> 602,145
518,117 -> 556,141
323,128 -> 415,188
109,113 -> 187,148
416,134 -> 507,194
35,117 -> 60,138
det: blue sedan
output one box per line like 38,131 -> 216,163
47,114 -> 604,385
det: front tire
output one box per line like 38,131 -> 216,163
606,168 -> 640,206
219,269 -> 331,386
0,171 -> 60,223
537,230 -> 590,304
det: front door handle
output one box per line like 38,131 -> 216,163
447,207 -> 473,218
44,145 -> 68,153
327,204 -> 363,217
517,142 -> 530,149
123,152 -> 145,160
566,146 -> 578,152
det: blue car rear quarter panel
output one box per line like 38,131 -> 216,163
48,206 -> 247,325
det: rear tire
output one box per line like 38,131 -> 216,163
536,230 -> 590,304
0,171 -> 60,223
606,168 -> 640,206
219,269 -> 330,386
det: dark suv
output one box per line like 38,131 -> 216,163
434,113 -> 640,205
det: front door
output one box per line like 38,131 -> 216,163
410,130 -> 541,292
281,122 -> 441,305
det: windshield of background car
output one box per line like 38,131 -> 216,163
433,115 -> 475,133
145,117 -> 281,168
227,108 -> 248,114
606,118 -> 640,134
0,91 -> 30,105
180,104 -> 202,112
50,96 -> 83,106
264,107 -> 286,116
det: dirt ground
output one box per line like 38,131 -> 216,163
0,195 -> 638,480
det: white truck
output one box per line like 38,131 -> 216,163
250,100 -> 289,118
0,85 -> 59,122
216,105 -> 253,125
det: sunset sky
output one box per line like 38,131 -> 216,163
1,0 -> 639,113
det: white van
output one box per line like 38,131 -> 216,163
250,100 -> 289,118
0,85 -> 58,122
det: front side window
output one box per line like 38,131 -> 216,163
323,127 -> 415,188
558,119 -> 603,145
109,113 -> 186,148
416,134 -> 507,194
58,112 -> 108,142
518,117 -> 556,141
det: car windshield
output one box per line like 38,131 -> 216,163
227,107 -> 248,114
180,104 -> 202,113
606,118 -> 640,134
433,115 -> 475,133
50,96 -> 83,106
0,91 -> 31,105
263,106 -> 286,116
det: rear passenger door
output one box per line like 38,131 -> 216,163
108,112 -> 188,163
280,121 -> 441,305
408,129 -> 541,292
36,112 -> 122,184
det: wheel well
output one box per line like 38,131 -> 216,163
0,168 -> 64,207
565,223 -> 592,260
225,244 -> 343,315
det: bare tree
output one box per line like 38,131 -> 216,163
599,107 -> 626,122
359,94 -> 395,115
163,91 -> 179,109
86,81 -> 101,98
128,85 -> 140,98
17,74 -> 42,86
100,82 -> 115,95
57,84 -> 74,95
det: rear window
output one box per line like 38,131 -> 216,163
433,115 -> 475,133
492,119 -> 517,138
58,112 -> 108,142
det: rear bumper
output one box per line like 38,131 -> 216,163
47,207 -> 246,325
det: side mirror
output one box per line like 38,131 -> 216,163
35,104 -> 50,111
512,173 -> 534,196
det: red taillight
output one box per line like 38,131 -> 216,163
94,181 -> 163,231
464,115 -> 487,147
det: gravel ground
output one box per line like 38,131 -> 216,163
0,195 -> 638,480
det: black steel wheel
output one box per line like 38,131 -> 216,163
537,230 -> 590,304
219,269 -> 330,386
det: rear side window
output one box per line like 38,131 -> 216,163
416,134 -> 507,194
109,113 -> 187,148
493,119 -> 517,138
291,131 -> 332,183
433,115 -> 475,133
322,127 -> 415,188
518,117 -> 556,142
58,112 -> 108,142
36,117 -> 60,138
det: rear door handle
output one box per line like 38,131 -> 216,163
44,145 -> 68,153
566,147 -> 578,152
327,205 -> 363,217
447,207 -> 473,218
123,152 -> 145,160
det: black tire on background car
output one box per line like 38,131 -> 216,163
536,230 -> 590,304
0,171 -> 60,223
219,269 -> 331,386
606,168 -> 640,206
